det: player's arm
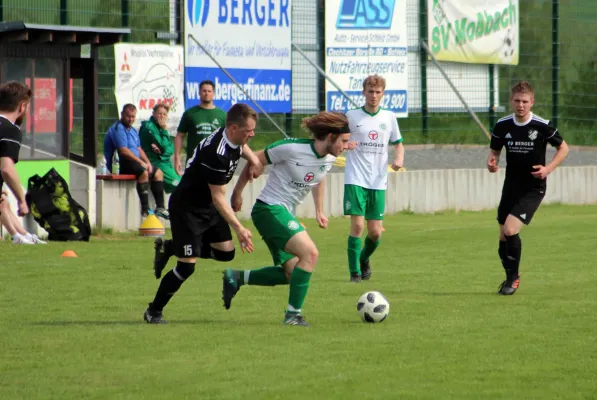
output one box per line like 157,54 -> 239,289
113,125 -> 145,165
174,112 -> 188,174
210,183 -> 253,253
391,141 -> 404,171
532,128 -> 569,179
231,150 -> 268,212
0,156 -> 26,208
241,144 -> 264,178
488,125 -> 503,173
390,118 -> 404,170
138,147 -> 153,173
312,176 -> 328,229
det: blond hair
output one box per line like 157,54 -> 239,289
363,75 -> 386,90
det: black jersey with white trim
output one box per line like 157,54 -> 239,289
174,128 -> 242,210
490,113 -> 563,188
0,116 -> 23,188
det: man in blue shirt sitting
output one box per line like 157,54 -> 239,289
104,104 -> 169,219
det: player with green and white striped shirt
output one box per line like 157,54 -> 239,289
222,112 -> 351,327
344,75 -> 405,282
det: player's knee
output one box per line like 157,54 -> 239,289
154,168 -> 163,180
211,248 -> 235,262
369,229 -> 382,242
299,246 -> 319,271
503,225 -> 519,237
138,170 -> 149,182
173,261 -> 195,280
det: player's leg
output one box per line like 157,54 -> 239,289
7,208 -> 46,244
344,184 -> 367,282
222,203 -> 298,310
360,189 -> 386,280
153,194 -> 177,278
155,161 -> 181,194
0,199 -> 32,244
499,189 -> 545,295
120,156 -> 151,217
281,231 -> 318,326
149,168 -> 169,219
496,187 -> 516,280
144,210 -> 204,323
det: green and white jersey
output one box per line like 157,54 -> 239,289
345,107 -> 403,190
259,138 -> 336,216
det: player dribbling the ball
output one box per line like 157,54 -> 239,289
222,112 -> 351,327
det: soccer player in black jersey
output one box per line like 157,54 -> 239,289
144,103 -> 263,323
0,81 -> 31,218
487,81 -> 569,295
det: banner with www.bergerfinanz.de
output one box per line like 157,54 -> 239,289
184,0 -> 292,112
428,0 -> 519,65
325,0 -> 408,117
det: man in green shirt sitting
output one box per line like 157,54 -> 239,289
139,103 -> 181,194
174,80 -> 226,175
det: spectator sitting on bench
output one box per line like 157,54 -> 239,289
0,191 -> 46,244
139,103 -> 181,194
103,104 -> 169,219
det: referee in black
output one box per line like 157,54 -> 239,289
487,81 -> 569,295
0,81 -> 31,217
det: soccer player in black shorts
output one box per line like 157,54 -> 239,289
143,103 -> 263,324
0,81 -> 31,218
488,81 -> 569,295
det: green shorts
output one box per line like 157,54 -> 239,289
343,184 -> 386,220
251,200 -> 304,266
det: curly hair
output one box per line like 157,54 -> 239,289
301,111 -> 349,140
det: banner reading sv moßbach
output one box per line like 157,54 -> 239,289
428,0 -> 519,65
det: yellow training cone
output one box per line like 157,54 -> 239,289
139,214 -> 165,237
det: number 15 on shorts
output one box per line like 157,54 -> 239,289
184,244 -> 193,256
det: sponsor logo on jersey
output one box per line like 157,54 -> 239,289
304,172 -> 315,182
528,130 -> 538,140
505,133 -> 512,138
368,131 -> 379,140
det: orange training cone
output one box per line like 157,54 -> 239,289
61,250 -> 78,258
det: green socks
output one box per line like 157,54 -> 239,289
360,236 -> 380,263
287,267 -> 312,314
239,267 -> 288,286
348,236 -> 362,274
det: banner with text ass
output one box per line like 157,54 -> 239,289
428,0 -> 519,65
325,0 -> 408,117
184,0 -> 292,113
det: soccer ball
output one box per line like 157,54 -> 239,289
357,291 -> 390,323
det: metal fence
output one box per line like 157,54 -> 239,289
1,0 -> 596,148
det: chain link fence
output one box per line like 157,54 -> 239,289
1,0 -> 596,150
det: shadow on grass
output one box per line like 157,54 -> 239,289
30,319 -> 274,326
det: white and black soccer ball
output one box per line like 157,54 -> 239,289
357,291 -> 390,323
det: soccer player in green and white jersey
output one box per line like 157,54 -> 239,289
222,112 -> 351,327
344,75 -> 405,282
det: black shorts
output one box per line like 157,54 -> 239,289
169,205 -> 232,258
119,156 -> 157,179
497,186 -> 546,225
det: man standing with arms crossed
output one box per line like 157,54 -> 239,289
344,75 -> 404,282
174,80 -> 226,175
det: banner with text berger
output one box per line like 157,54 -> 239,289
184,0 -> 292,113
428,0 -> 519,65
325,0 -> 408,117
114,43 -> 185,134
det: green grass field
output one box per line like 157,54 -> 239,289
1,204 -> 597,399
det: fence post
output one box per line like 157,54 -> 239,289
489,64 -> 496,129
552,0 -> 559,128
317,0 -> 326,111
60,0 -> 67,25
121,0 -> 130,42
419,0 -> 428,137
